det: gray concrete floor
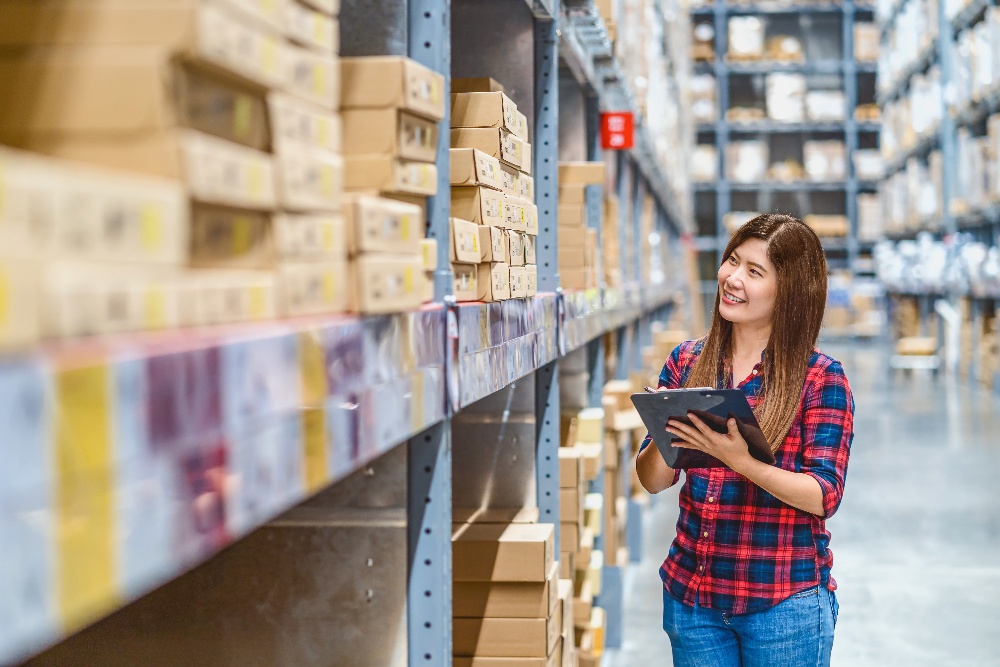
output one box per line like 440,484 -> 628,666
606,343 -> 1000,666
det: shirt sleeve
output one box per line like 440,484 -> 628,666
799,360 -> 855,518
638,343 -> 686,486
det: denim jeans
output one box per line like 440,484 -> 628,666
662,586 -> 839,667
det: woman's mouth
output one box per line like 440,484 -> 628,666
722,290 -> 746,305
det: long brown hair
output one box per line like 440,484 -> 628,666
684,213 -> 827,450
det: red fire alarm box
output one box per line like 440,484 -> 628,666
601,111 -> 634,150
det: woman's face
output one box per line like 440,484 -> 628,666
717,238 -> 778,329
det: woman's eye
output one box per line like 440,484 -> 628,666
750,269 -> 761,277
728,256 -> 737,264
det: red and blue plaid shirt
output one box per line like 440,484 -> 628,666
639,339 -> 855,615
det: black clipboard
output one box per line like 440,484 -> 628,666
631,389 -> 775,470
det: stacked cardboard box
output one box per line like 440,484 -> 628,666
804,214 -> 850,238
692,22 -> 715,62
603,195 -> 622,288
341,55 -> 445,311
558,162 -> 604,291
450,86 -> 538,301
452,522 -> 565,667
0,0 -> 345,335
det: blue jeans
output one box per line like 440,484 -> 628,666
662,586 -> 839,667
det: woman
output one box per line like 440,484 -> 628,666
636,213 -> 854,667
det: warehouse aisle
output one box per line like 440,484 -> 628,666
607,343 -> 1000,666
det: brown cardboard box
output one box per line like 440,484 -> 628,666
519,200 -> 539,236
516,112 -> 530,145
451,148 -> 504,191
560,487 -> 583,525
804,214 -> 849,237
452,92 -> 520,136
480,225 -> 510,263
344,156 -> 437,196
340,56 -> 445,122
453,560 -> 559,619
452,128 -> 525,169
508,231 -> 526,267
453,261 -> 479,301
524,235 -> 536,265
278,261 -> 348,315
558,205 -> 587,227
0,257 -> 41,349
578,529 -> 594,567
298,0 -> 340,16
521,142 -> 533,175
352,254 -> 424,314
342,108 -> 438,163
524,264 -> 536,297
452,507 -> 539,524
478,262 -> 512,302
559,185 -> 587,205
451,218 -> 482,264
284,1 -> 338,52
282,42 -> 339,109
452,77 -> 505,93
190,204 -> 273,269
509,265 -> 528,298
558,578 -> 574,637
500,163 -> 521,197
558,447 -> 583,488
385,193 -> 428,224
558,247 -> 586,270
573,579 -> 593,626
452,523 -> 555,582
269,92 -> 341,155
557,226 -> 586,250
560,553 -> 575,580
454,187 -> 509,228
518,173 -> 535,200
561,267 -> 587,291
452,646 -> 561,667
274,213 -> 346,260
0,4 -> 284,87
579,443 -> 601,480
560,522 -> 581,554
275,143 -> 343,211
558,162 -> 605,185
344,194 -> 423,255
453,615 -> 560,659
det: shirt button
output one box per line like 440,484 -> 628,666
708,497 -> 715,503
703,532 -> 709,537
699,565 -> 704,571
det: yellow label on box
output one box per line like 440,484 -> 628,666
320,165 -> 335,198
56,364 -> 118,631
313,64 -> 326,97
249,285 -> 268,318
261,37 -> 279,76
322,271 -> 336,303
404,266 -> 414,293
232,215 -> 253,254
248,164 -> 265,198
233,95 -> 253,141
144,288 -> 167,328
301,408 -> 328,493
140,204 -> 163,251
313,15 -> 326,44
321,222 -> 335,251
401,215 -> 413,241
430,79 -> 441,105
318,118 -> 330,147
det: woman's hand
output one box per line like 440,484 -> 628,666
666,413 -> 754,473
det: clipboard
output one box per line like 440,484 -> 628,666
630,389 -> 775,470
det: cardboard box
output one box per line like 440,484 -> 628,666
298,0 -> 340,16
352,254 -> 424,314
516,112 -> 530,144
573,580 -> 593,626
561,267 -> 586,291
578,528 -> 594,566
278,261 -> 348,316
451,148 -> 504,191
0,3 -> 284,87
385,193 -> 428,223
524,265 -> 537,297
453,560 -> 559,619
452,128 -> 525,169
478,262 -> 512,302
190,204 -> 274,269
452,77 -> 505,94
342,108 -> 438,163
558,162 -> 605,185
452,507 -> 539,524
509,265 -> 528,298
560,487 -> 583,524
340,56 -> 445,121
579,443 -> 601,480
557,225 -> 586,250
519,200 -> 539,236
558,205 -> 587,227
421,238 -> 438,271
558,247 -> 586,270
505,198 -> 532,233
451,218 -> 481,264
452,523 -> 554,582
453,615 -> 560,659
559,185 -> 586,205
274,213 -> 346,260
282,42 -> 339,109
500,163 -> 521,197
558,447 -> 583,488
268,92 -> 341,154
0,258 -> 40,349
344,156 -> 437,196
480,225 -> 510,263
521,142 -> 532,175
524,235 -> 536,264
275,142 -> 343,211
560,522 -> 581,554
560,553 -> 575,580
284,1 -> 338,52
344,194 -> 423,255
451,92 -> 520,135
453,652 -> 560,667
453,187 -> 509,228
453,261 -> 478,302
508,231 -> 526,267
518,174 -> 535,201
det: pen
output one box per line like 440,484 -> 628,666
643,386 -> 659,393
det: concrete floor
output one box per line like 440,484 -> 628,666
606,343 -> 1000,666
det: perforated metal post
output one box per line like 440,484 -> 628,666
844,0 -> 860,277
535,361 -> 561,552
535,10 -> 560,292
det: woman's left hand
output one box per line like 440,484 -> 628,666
666,413 -> 754,473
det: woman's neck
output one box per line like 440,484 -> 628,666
731,322 -> 771,362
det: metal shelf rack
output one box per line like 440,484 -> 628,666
0,0 -> 695,665
693,0 -> 881,285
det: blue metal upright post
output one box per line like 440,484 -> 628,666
844,0 -> 860,277
714,0 -> 731,266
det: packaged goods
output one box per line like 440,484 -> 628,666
479,225 -> 509,263
343,156 -> 437,196
343,195 -> 423,255
558,162 -> 606,185
284,1 -> 338,52
451,148 -> 504,190
452,261 -> 478,301
803,214 -> 849,237
451,128 -> 525,169
509,265 -> 528,298
340,56 -> 445,121
190,205 -> 273,269
278,261 -> 349,316
274,143 -> 343,211
765,74 -> 806,123
477,262 -> 511,302
727,17 -> 765,60
508,231 -> 526,267
765,35 -> 804,62
726,141 -> 768,183
450,218 -> 481,264
282,42 -> 339,108
855,22 -> 879,62
352,255 -> 424,313
853,149 -> 884,181
341,109 -> 438,163
803,141 -> 847,181
805,90 -> 846,122
274,213 -> 346,260
269,92 -> 341,155
451,92 -> 521,137
453,187 -> 509,228
452,523 -> 555,582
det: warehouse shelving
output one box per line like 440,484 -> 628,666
0,0 -> 697,665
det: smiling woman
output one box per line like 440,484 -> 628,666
634,213 -> 855,667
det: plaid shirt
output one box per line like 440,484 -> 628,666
639,339 -> 855,615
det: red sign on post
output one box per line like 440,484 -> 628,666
601,111 -> 635,150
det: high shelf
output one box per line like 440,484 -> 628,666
0,0 -> 696,666
689,0 -> 883,327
